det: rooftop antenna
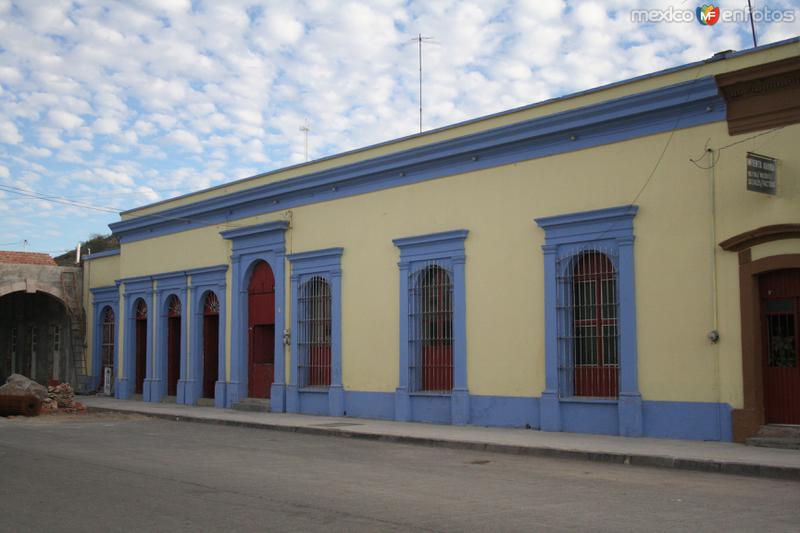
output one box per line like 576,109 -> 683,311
747,0 -> 758,47
299,119 -> 310,162
408,33 -> 437,133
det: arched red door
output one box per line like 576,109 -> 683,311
760,269 -> 800,424
203,292 -> 220,399
166,295 -> 181,397
135,299 -> 147,395
248,261 -> 275,398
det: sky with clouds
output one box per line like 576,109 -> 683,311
0,0 -> 798,256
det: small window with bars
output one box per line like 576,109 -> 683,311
52,325 -> 61,352
30,326 -> 37,353
409,263 -> 453,393
102,307 -> 115,368
298,276 -> 332,388
557,249 -> 619,398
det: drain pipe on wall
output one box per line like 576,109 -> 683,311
707,146 -> 725,440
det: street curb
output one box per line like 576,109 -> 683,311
87,405 -> 800,481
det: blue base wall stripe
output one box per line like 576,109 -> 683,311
642,401 -> 732,442
299,391 -> 732,441
469,395 -> 539,428
343,391 -> 395,420
560,401 -> 619,436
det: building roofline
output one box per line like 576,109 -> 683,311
120,36 -> 800,217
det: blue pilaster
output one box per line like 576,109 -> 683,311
540,244 -> 561,431
286,270 -> 300,413
395,260 -> 411,421
616,235 -> 642,436
329,267 -> 344,416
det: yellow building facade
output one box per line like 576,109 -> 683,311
85,39 -> 800,441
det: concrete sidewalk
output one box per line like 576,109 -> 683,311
81,396 -> 800,481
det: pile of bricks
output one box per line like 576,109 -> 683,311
42,383 -> 86,414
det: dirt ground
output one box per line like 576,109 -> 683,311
0,409 -> 148,425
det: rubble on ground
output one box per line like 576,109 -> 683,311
44,383 -> 85,414
0,376 -> 86,417
0,374 -> 49,401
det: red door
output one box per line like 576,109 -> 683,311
166,296 -> 181,397
248,261 -> 275,399
203,293 -> 219,399
761,269 -> 800,424
167,317 -> 181,396
135,300 -> 147,395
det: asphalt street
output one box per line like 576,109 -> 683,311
0,412 -> 798,532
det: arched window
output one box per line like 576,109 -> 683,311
101,307 -> 115,370
410,264 -> 453,392
204,292 -> 220,315
569,250 -> 618,398
167,295 -> 181,317
298,276 -> 331,387
136,299 -> 148,320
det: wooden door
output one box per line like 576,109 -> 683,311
135,319 -> 147,395
761,269 -> 800,424
248,262 -> 275,399
167,316 -> 181,396
203,314 -> 219,398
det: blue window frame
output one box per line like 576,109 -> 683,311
186,265 -> 227,408
287,248 -> 343,416
536,205 -> 642,437
90,286 -> 119,393
393,230 -> 469,425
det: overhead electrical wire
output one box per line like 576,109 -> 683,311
0,181 -> 244,229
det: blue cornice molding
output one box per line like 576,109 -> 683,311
110,77 -> 724,244
394,229 -> 469,264
90,285 -> 119,300
535,205 -> 639,245
219,220 -> 289,241
287,247 -> 344,274
84,249 -> 120,260
186,264 -> 228,276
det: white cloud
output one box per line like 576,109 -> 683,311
93,117 -> 121,135
165,129 -> 202,153
0,121 -> 22,144
48,109 -> 84,130
0,66 -> 23,85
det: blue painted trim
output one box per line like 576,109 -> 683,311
185,266 -> 227,407
394,230 -> 469,424
535,205 -> 641,436
222,221 -> 287,409
120,282 -> 154,400
90,286 -> 119,392
152,273 -> 188,403
337,390 -> 734,441
287,248 -> 344,416
186,264 -> 228,277
111,77 -> 724,243
219,220 -> 289,242
84,249 -> 120,260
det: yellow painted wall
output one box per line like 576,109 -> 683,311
100,116 -> 800,408
85,39 -> 800,408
